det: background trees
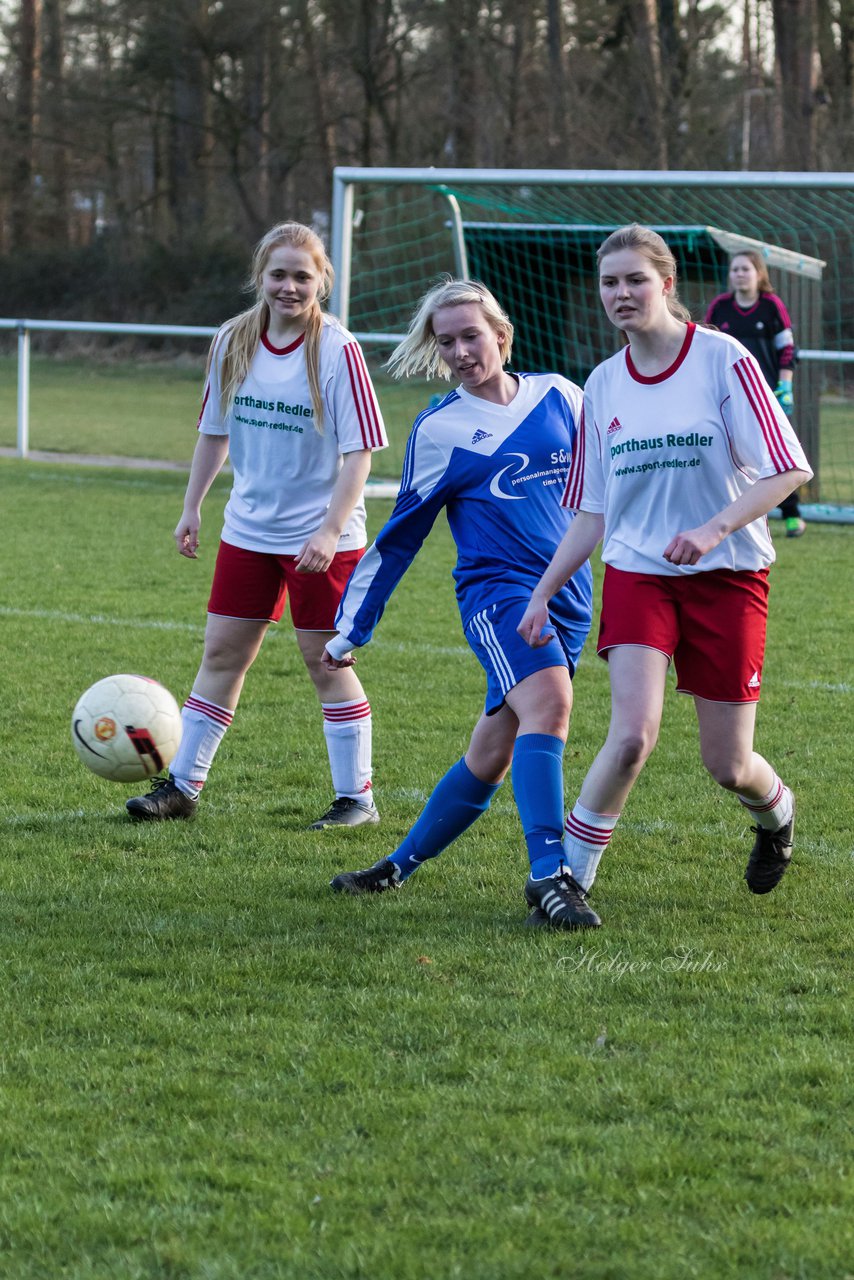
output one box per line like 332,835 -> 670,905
0,0 -> 850,317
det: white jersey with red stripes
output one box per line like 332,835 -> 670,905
198,314 -> 387,554
563,323 -> 812,575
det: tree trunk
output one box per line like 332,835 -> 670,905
815,0 -> 853,164
91,0 -> 129,240
771,0 -> 816,167
297,0 -> 338,174
10,0 -> 40,249
444,0 -> 480,165
546,0 -> 568,155
504,6 -> 529,165
167,3 -> 209,241
40,0 -> 69,245
242,38 -> 270,231
658,0 -> 683,164
626,0 -> 669,168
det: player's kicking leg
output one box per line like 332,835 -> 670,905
330,710 -> 513,894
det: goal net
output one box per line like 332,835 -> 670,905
331,168 -> 854,518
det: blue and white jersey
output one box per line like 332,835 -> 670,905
333,373 -> 593,651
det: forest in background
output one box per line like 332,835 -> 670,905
0,0 -> 852,323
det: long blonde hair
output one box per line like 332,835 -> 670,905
597,224 -> 692,324
209,221 -> 334,433
386,277 -> 514,381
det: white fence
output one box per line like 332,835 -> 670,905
0,312 -> 850,496
0,318 -> 216,458
1,316 -> 851,462
0,317 -> 405,458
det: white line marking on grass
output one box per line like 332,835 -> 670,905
762,677 -> 851,695
5,606 -> 851,678
21,469 -> 197,491
0,606 -> 205,635
1,449 -> 194,472
2,808 -> 90,828
1,804 -> 844,863
0,805 -> 686,833
0,606 -> 471,656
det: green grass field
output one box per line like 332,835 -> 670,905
1,458 -> 853,1279
0,354 -> 852,504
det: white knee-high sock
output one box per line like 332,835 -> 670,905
321,699 -> 373,802
738,773 -> 793,831
563,802 -> 619,892
169,693 -> 233,798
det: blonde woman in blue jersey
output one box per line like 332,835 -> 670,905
322,279 -> 598,929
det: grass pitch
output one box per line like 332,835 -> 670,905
1,458 -> 852,1279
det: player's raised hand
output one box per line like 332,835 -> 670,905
174,510 -> 201,558
517,594 -> 554,648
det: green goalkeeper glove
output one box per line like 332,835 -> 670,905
774,381 -> 794,416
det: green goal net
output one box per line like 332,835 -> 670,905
331,168 -> 854,519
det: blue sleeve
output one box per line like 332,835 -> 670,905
334,421 -> 453,648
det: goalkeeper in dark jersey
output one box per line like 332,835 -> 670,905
706,250 -> 806,537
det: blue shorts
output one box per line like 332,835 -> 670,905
464,592 -> 588,716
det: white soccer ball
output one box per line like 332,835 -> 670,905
71,674 -> 183,782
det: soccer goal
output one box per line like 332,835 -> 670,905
330,168 -> 854,521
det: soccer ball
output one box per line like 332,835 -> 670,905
71,674 -> 183,782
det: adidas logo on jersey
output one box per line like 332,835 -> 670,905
748,671 -> 761,689
471,429 -> 493,445
607,417 -> 623,436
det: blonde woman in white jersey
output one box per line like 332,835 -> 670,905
126,222 -> 388,828
518,224 -> 812,925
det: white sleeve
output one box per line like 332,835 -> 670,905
724,352 -> 813,480
325,632 -> 356,660
197,329 -> 230,436
562,390 -> 605,512
326,340 -> 388,453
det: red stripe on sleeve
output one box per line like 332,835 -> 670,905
767,293 -> 794,330
734,358 -> 797,471
562,405 -> 585,508
343,343 -> 384,448
197,382 -> 211,431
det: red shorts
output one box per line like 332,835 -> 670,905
598,565 -> 770,703
207,540 -> 364,630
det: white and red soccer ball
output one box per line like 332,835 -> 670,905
71,674 -> 182,782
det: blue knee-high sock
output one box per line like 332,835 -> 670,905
391,757 -> 501,879
512,733 -> 566,879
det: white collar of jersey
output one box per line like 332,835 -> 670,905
455,373 -> 530,415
